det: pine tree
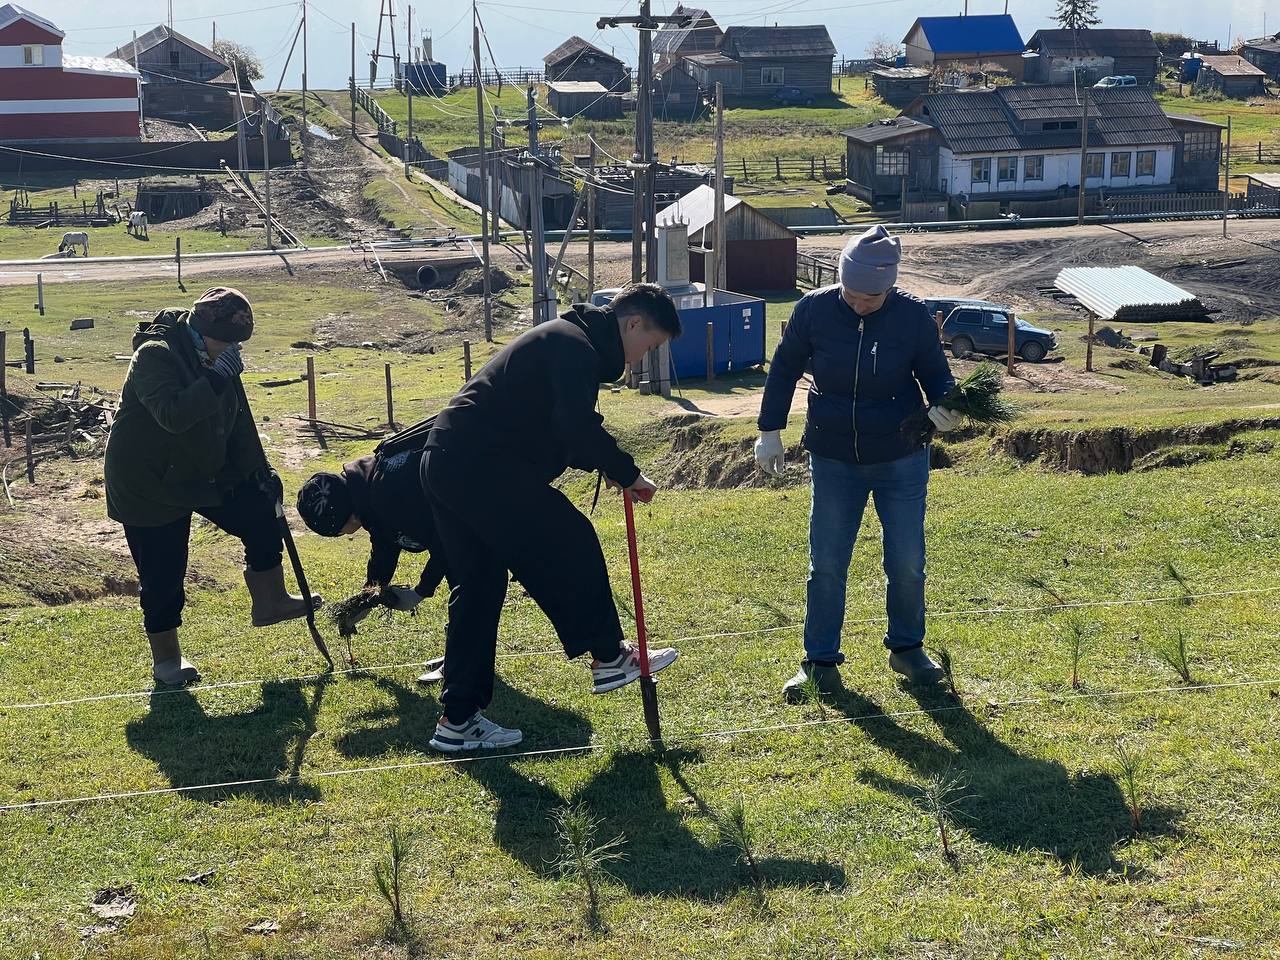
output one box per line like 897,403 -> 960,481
1055,0 -> 1101,31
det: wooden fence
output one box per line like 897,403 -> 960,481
352,84 -> 398,136
796,251 -> 839,288
1105,192 -> 1233,216
662,155 -> 845,181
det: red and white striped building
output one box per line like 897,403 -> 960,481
0,4 -> 141,142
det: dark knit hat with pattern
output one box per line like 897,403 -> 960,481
190,286 -> 254,342
296,472 -> 354,537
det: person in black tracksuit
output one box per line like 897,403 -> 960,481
297,440 -> 449,666
421,283 -> 683,753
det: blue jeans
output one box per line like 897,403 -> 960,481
803,448 -> 929,664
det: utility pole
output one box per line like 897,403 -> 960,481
587,138 -> 596,299
712,81 -> 726,298
527,85 -> 551,324
1076,86 -> 1089,226
301,0 -> 309,170
212,22 -> 216,48
599,4 -> 692,283
475,14 -> 495,342
262,129 -> 273,249
350,22 -> 357,138
1223,115 -> 1232,238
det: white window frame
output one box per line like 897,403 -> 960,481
22,45 -> 44,66
1024,155 -> 1044,181
1136,150 -> 1156,177
761,66 -> 784,85
997,156 -> 1018,183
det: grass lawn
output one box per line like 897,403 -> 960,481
374,78 -> 894,169
1155,90 -> 1280,147
4,275 -> 1280,956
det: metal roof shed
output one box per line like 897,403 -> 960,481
1054,266 -> 1207,321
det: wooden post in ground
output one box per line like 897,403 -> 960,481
306,355 -> 317,421
0,331 -> 8,448
23,328 -> 34,374
1222,115 -> 1232,239
1006,312 -> 1016,376
384,362 -> 395,428
706,322 -> 714,381
219,206 -> 225,236
1086,313 -> 1095,373
36,273 -> 44,316
587,139 -> 596,299
25,418 -> 34,483
463,340 -> 472,380
935,309 -> 944,339
0,329 -> 5,395
175,236 -> 182,288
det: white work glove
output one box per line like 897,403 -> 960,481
927,405 -> 965,433
754,430 -> 785,477
384,585 -> 425,612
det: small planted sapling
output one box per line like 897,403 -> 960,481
931,644 -> 960,700
1113,741 -> 1146,832
1164,561 -> 1194,605
552,803 -> 626,929
372,823 -> 419,937
1156,628 -> 1195,685
797,672 -> 829,720
922,769 -> 968,864
1065,616 -> 1096,690
716,797 -> 765,897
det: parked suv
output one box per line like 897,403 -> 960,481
1094,75 -> 1137,88
942,307 -> 1058,362
772,86 -> 816,106
924,296 -> 1008,322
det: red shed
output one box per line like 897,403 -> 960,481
0,4 -> 141,142
656,184 -> 798,292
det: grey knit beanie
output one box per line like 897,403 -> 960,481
838,225 -> 901,295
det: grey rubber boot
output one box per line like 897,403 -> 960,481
245,566 -> 323,627
147,629 -> 201,685
889,647 -> 944,684
783,661 -> 843,703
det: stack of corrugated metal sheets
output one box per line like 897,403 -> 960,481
1054,265 -> 1208,321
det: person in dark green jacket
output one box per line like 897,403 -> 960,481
104,287 -> 320,685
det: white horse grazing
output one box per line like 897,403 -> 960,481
58,231 -> 89,257
127,211 -> 149,238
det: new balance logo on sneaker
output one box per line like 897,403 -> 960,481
428,712 -> 523,753
591,643 -> 679,694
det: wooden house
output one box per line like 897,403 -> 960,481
1024,29 -> 1162,85
543,36 -> 630,93
655,184 -> 797,291
653,6 -> 722,70
720,25 -> 836,98
842,116 -> 939,204
1241,33 -> 1280,81
902,14 -> 1025,80
1194,54 -> 1268,98
108,25 -> 238,123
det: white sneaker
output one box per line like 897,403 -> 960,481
416,655 -> 446,685
591,643 -> 678,694
428,712 -> 523,753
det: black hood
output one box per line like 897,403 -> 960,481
341,454 -> 377,522
561,303 -> 626,383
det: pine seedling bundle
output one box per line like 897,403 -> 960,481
901,363 -> 1018,446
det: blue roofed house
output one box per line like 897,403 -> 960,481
902,14 -> 1025,81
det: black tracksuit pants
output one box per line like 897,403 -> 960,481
422,446 -> 625,723
122,481 -> 283,633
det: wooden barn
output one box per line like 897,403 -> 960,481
655,184 -> 797,292
1194,54 -> 1268,98
108,25 -> 238,123
0,4 -> 141,143
546,81 -> 622,120
543,36 -> 630,93
721,25 -> 835,99
902,14 -> 1025,80
869,66 -> 931,107
1241,33 -> 1280,81
653,6 -> 723,69
1024,29 -> 1162,85
842,115 -> 938,205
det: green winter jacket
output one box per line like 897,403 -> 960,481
104,314 -> 262,526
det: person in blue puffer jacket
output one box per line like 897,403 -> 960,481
754,225 -> 960,700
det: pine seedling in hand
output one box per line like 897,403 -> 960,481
901,363 -> 1019,446
1113,741 -> 1146,833
1156,628 -> 1194,685
922,769 -> 968,863
372,823 -> 419,937
716,797 -> 765,896
552,804 -> 626,929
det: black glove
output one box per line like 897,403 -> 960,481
256,466 -> 284,503
206,344 -> 244,394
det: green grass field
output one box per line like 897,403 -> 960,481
3,271 -> 1280,956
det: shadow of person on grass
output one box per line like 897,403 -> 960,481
125,677 -> 331,803
827,683 -> 1181,874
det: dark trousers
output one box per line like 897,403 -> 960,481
423,447 -> 625,723
122,482 -> 283,633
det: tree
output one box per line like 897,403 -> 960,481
866,33 -> 900,62
213,39 -> 263,85
1054,0 -> 1101,31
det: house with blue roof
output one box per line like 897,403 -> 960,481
902,14 -> 1025,80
